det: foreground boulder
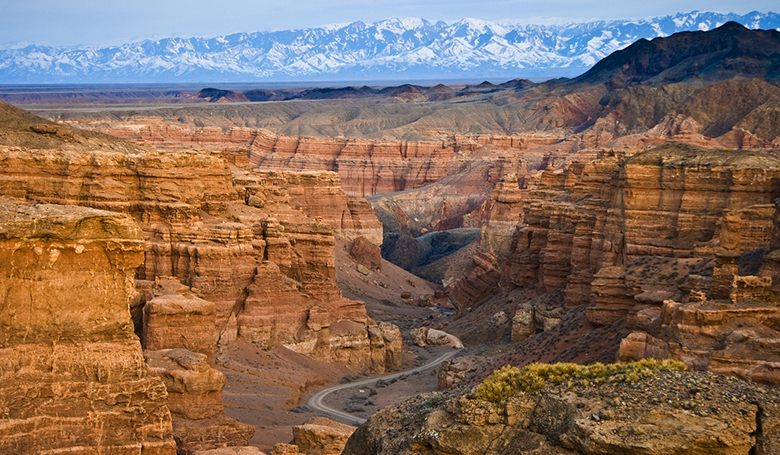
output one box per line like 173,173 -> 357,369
0,203 -> 176,454
343,361 -> 780,455
291,417 -> 356,455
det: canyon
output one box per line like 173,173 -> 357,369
2,21 -> 780,455
0,99 -> 404,453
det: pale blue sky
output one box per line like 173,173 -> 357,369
1,0 -> 775,47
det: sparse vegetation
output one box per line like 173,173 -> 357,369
473,359 -> 687,404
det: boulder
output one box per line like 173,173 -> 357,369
350,235 -> 382,270
291,417 -> 356,455
410,327 -> 464,349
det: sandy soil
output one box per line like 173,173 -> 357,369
334,235 -> 442,317
219,341 -> 353,450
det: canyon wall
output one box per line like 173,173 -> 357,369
450,142 -> 780,383
239,169 -> 383,245
488,144 -> 780,320
0,145 -> 398,373
0,203 -> 176,454
68,121 -> 562,197
615,202 -> 780,384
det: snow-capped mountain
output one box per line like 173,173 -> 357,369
1,11 -> 778,83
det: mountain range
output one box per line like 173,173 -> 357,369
1,11 -> 778,83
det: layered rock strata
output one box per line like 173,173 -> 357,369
143,277 -> 219,363
443,251 -> 501,313
616,205 -> 780,385
236,169 -> 382,245
485,144 -> 780,321
146,349 -> 254,454
0,144 -> 398,373
291,417 -> 356,455
71,122 -> 560,198
618,279 -> 780,386
235,260 -> 391,371
0,203 -> 176,454
479,173 -> 524,256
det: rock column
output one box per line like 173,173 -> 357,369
0,203 -> 176,454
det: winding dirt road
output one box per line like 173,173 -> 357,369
307,349 -> 461,424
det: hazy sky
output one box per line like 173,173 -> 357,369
1,0 -> 776,47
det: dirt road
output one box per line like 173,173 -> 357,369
307,349 -> 461,424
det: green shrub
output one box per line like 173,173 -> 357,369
473,359 -> 686,404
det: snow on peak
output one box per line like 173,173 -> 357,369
0,10 -> 777,82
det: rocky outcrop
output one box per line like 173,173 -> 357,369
237,169 -> 382,245
371,322 -> 404,372
437,357 -> 476,390
0,146 -> 252,329
0,203 -> 176,454
618,287 -> 780,385
349,236 -> 382,270
146,349 -> 254,454
0,144 -> 399,373
235,260 -> 398,372
502,144 -> 780,318
589,166 -> 780,377
143,277 -> 219,363
194,448 -> 266,455
511,300 -> 566,342
444,251 -> 501,313
270,443 -> 299,455
146,349 -> 227,421
586,256 -> 714,326
343,367 -> 780,455
0,147 -> 236,223
291,417 -> 356,455
479,173 -> 524,256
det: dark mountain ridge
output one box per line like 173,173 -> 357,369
573,21 -> 780,87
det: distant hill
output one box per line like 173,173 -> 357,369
0,100 -> 142,152
0,11 -> 778,83
573,21 -> 780,87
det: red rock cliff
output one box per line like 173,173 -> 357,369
469,144 -> 780,324
0,203 -> 176,454
0,145 -> 397,372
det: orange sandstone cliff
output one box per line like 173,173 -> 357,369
0,137 -> 398,373
0,203 -> 176,454
447,142 -> 780,386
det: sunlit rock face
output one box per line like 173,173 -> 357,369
0,202 -> 176,454
0,144 -> 397,373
